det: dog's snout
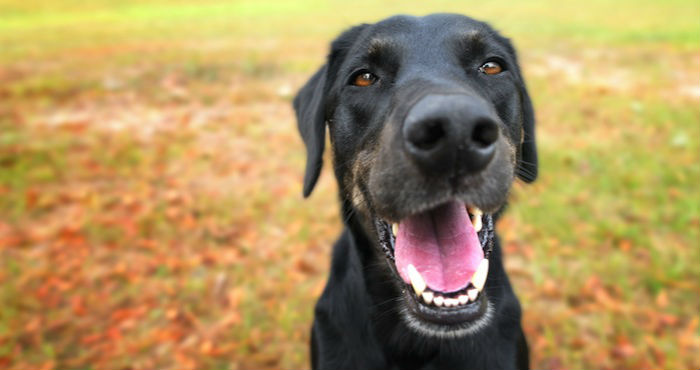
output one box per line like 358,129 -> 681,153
402,94 -> 499,175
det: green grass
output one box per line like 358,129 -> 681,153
0,0 -> 698,369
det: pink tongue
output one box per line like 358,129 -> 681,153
395,201 -> 483,293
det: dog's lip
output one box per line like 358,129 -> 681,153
375,190 -> 503,225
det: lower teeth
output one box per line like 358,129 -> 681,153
415,286 -> 479,307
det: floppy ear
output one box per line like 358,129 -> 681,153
294,24 -> 369,197
517,83 -> 538,183
294,65 -> 328,197
501,37 -> 538,183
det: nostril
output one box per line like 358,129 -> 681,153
407,119 -> 446,150
471,120 -> 498,147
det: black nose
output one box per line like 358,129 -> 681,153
403,94 -> 499,175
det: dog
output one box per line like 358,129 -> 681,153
293,13 -> 537,370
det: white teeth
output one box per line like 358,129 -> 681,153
433,295 -> 444,307
471,258 -> 489,292
407,264 -> 426,296
468,206 -> 483,232
417,291 -> 476,307
392,223 -> 398,236
407,258 -> 487,308
467,288 -> 479,301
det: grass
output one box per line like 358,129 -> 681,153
0,0 -> 698,369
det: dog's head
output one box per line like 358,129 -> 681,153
294,14 -> 537,337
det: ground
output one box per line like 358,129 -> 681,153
0,0 -> 699,369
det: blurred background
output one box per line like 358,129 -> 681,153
0,0 -> 698,369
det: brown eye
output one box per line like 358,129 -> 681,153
352,71 -> 378,87
479,61 -> 503,75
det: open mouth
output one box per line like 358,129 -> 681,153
375,200 -> 494,327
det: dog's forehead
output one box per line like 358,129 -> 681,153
375,15 -> 493,42
351,14 -> 504,61
373,14 -> 488,33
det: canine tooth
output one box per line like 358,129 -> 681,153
433,295 -> 444,307
468,206 -> 483,217
444,298 -> 458,307
473,214 -> 483,232
471,258 -> 489,292
458,295 -> 469,305
467,288 -> 479,301
407,264 -> 426,296
422,291 -> 434,304
468,206 -> 483,232
392,223 -> 398,236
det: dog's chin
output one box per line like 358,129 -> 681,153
399,288 -> 494,339
372,200 -> 497,339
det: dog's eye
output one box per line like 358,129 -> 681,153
479,61 -> 503,75
351,71 -> 378,87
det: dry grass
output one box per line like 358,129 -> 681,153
0,0 -> 698,369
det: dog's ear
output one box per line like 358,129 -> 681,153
293,24 -> 368,197
517,83 -> 538,183
501,37 -> 538,183
294,65 -> 328,197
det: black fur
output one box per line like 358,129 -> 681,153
294,14 -> 537,370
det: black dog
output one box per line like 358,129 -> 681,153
293,13 -> 537,370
